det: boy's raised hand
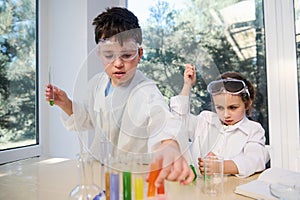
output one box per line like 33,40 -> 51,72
45,84 -> 73,116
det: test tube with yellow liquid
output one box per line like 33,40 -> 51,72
133,154 -> 148,200
134,175 -> 144,200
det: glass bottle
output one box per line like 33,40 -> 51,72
69,152 -> 103,200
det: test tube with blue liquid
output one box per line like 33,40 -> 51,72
109,157 -> 119,200
48,65 -> 55,106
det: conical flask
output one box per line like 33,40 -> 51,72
69,152 -> 103,200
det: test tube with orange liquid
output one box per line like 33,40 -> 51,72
147,162 -> 165,198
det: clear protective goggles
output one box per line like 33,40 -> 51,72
207,78 -> 250,97
97,39 -> 140,64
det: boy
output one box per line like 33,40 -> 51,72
45,7 -> 194,186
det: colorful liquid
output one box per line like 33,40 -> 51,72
157,180 -> 165,195
134,176 -> 144,200
190,164 -> 197,181
123,171 -> 132,200
110,173 -> 119,200
49,99 -> 54,106
105,172 -> 110,200
147,163 -> 160,197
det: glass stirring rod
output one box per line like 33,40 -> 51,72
48,65 -> 55,106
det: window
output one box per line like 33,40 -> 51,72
128,0 -> 269,143
0,0 -> 39,163
295,0 -> 300,126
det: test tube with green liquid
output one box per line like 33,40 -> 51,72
123,171 -> 131,200
190,164 -> 197,182
48,65 -> 54,106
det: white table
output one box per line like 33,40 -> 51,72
0,157 -> 259,200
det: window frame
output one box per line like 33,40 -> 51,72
0,0 -> 41,164
264,0 -> 300,170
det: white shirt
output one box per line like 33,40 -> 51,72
170,95 -> 270,178
61,70 -> 188,160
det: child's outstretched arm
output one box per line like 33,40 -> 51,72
180,64 -> 196,96
151,139 -> 195,187
45,84 -> 73,116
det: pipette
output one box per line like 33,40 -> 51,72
48,65 -> 54,106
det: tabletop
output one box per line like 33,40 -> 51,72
0,157 -> 259,200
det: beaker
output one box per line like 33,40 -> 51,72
69,152 -> 103,200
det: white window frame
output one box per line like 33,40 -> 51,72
0,0 -> 41,164
264,0 -> 300,171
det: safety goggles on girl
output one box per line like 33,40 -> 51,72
97,39 -> 140,65
207,79 -> 250,97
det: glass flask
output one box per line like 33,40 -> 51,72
69,152 -> 103,200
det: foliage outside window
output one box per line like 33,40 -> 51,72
0,0 -> 37,150
129,0 -> 269,143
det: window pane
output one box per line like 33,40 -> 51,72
0,0 -> 38,150
128,0 -> 269,144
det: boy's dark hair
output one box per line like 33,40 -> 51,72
92,7 -> 142,45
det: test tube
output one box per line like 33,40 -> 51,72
134,176 -> 144,200
104,155 -> 111,200
132,154 -> 145,200
147,163 -> 160,198
157,180 -> 165,195
123,171 -> 131,200
110,173 -> 119,200
190,164 -> 197,182
48,65 -> 54,106
105,170 -> 110,200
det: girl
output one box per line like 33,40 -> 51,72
170,64 -> 270,178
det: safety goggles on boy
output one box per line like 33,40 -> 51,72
97,39 -> 140,64
207,79 -> 250,97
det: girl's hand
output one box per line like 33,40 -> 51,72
184,64 -> 196,87
180,64 -> 196,96
198,152 -> 216,175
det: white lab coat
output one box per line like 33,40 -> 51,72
61,70 -> 188,160
170,95 -> 270,178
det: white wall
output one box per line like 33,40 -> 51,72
40,0 -> 125,159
